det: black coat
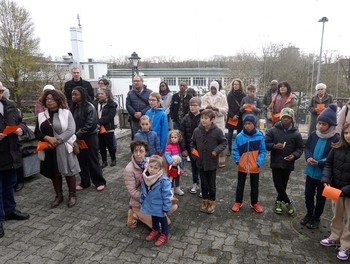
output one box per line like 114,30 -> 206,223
322,146 -> 350,197
94,100 -> 117,131
180,112 -> 201,152
125,87 -> 152,122
265,122 -> 304,171
0,98 -> 26,170
64,78 -> 94,107
170,93 -> 192,123
226,90 -> 246,130
71,102 -> 98,139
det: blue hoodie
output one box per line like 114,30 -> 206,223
146,107 -> 168,152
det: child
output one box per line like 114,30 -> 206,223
301,104 -> 339,229
164,130 -> 185,196
146,92 -> 168,153
134,115 -> 161,157
191,109 -> 227,214
265,107 -> 303,215
232,114 -> 266,213
140,155 -> 172,247
180,97 -> 202,194
320,123 -> 350,260
239,84 -> 263,121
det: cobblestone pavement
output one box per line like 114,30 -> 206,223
0,130 -> 338,264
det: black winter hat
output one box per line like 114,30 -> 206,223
243,114 -> 256,126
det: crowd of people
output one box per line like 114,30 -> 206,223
2,71 -> 350,259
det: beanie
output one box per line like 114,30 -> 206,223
317,103 -> 337,126
271,80 -> 278,85
209,81 -> 219,90
43,84 -> 55,91
280,107 -> 295,121
243,114 -> 256,125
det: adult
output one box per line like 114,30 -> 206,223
308,83 -> 333,136
267,81 -> 298,128
126,75 -> 152,139
94,89 -> 117,168
71,86 -> 106,191
186,87 -> 197,98
226,79 -> 246,156
170,81 -> 192,130
35,85 -> 55,115
64,67 -> 94,107
336,100 -> 350,134
123,140 -> 177,229
159,81 -> 173,130
263,80 -> 278,115
0,82 -> 30,238
34,89 -> 81,208
201,81 -> 228,167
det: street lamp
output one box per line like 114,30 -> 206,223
128,52 -> 141,80
316,17 -> 328,84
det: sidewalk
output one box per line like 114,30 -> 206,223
0,135 -> 336,263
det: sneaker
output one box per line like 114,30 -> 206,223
154,234 -> 167,246
337,248 -> 350,261
232,202 -> 242,212
306,217 -> 320,229
285,200 -> 296,215
250,202 -> 263,213
320,238 -> 340,247
146,230 -> 160,241
274,201 -> 283,215
190,184 -> 198,194
186,156 -> 191,162
76,185 -> 84,191
300,214 -> 312,225
198,192 -> 202,198
174,187 -> 184,196
96,185 -> 105,191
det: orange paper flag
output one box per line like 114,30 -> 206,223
322,185 -> 342,202
191,148 -> 200,158
79,139 -> 89,149
2,125 -> 20,135
227,117 -> 238,126
36,141 -> 49,152
271,113 -> 281,121
316,104 -> 325,114
99,125 -> 106,134
244,105 -> 253,112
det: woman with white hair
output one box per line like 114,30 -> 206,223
308,83 -> 333,136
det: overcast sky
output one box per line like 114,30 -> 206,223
13,0 -> 350,61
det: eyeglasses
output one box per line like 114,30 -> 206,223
190,104 -> 199,107
148,99 -> 157,102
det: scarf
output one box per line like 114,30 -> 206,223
142,168 -> 163,190
316,124 -> 337,139
134,157 -> 147,170
160,90 -> 169,96
243,128 -> 257,136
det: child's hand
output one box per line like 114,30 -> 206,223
284,154 -> 295,161
307,157 -> 318,165
274,143 -> 284,150
211,150 -> 217,156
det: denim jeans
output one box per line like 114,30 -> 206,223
152,215 -> 168,235
0,169 -> 17,223
304,175 -> 326,220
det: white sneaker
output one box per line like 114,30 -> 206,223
186,156 -> 191,162
174,187 -> 184,196
190,184 -> 198,194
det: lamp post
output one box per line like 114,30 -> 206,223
316,17 -> 328,84
128,52 -> 141,80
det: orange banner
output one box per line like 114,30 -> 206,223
322,185 -> 342,202
227,117 -> 238,126
244,105 -> 253,112
79,139 -> 89,149
316,104 -> 325,115
36,141 -> 49,152
271,113 -> 281,121
191,148 -> 200,158
99,125 -> 106,134
2,125 -> 20,135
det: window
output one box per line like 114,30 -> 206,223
178,77 -> 191,86
163,77 -> 176,86
193,77 -> 206,87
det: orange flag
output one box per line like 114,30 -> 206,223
36,141 -> 49,152
2,125 -> 20,135
79,139 -> 89,149
271,113 -> 281,121
322,185 -> 342,202
191,148 -> 200,158
244,105 -> 253,112
99,125 -> 106,134
227,117 -> 238,126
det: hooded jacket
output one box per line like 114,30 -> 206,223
146,107 -> 168,152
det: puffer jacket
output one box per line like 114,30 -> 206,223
146,107 -> 168,152
0,98 -> 26,170
265,121 -> 303,171
134,130 -> 160,156
126,86 -> 152,122
71,102 -> 98,139
322,146 -> 350,197
180,112 -> 201,152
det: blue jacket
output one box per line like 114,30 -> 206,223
134,129 -> 161,156
126,87 -> 152,122
304,131 -> 339,180
146,107 -> 168,152
140,173 -> 172,217
233,129 -> 266,173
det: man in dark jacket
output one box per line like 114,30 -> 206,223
262,80 -> 278,114
126,75 -> 152,139
64,67 -> 94,107
0,83 -> 30,238
170,81 -> 192,130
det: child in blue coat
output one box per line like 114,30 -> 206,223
140,155 -> 172,247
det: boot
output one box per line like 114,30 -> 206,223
207,200 -> 215,214
219,152 -> 226,168
65,176 -> 77,208
51,174 -> 63,208
200,199 -> 209,213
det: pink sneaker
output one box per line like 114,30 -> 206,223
146,230 -> 160,241
76,185 -> 84,191
96,185 -> 105,191
155,234 -> 167,246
